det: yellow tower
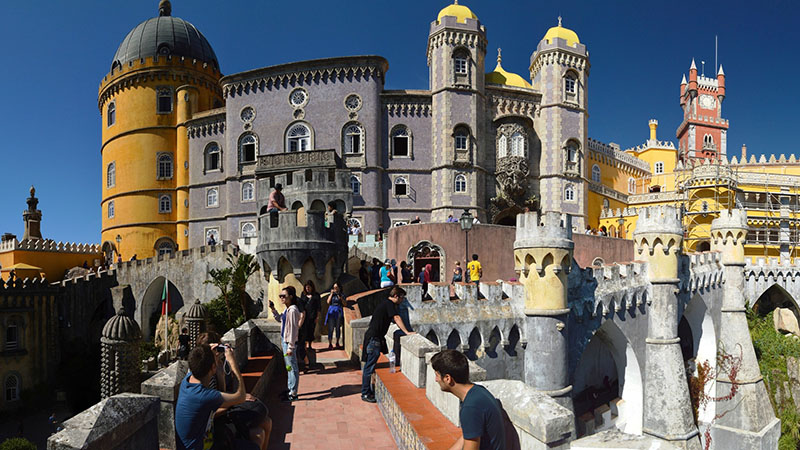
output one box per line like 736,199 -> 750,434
99,0 -> 222,260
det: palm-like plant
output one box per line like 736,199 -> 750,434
229,253 -> 259,320
205,267 -> 233,324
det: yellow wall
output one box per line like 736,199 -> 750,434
99,57 -> 222,259
0,250 -> 102,281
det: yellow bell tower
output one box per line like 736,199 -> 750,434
99,1 -> 222,260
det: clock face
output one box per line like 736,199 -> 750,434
699,94 -> 716,110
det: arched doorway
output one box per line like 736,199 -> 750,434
573,320 -> 643,436
408,241 -> 445,283
753,284 -> 800,320
138,277 -> 184,340
101,241 -> 117,264
494,208 -> 521,226
696,241 -> 711,252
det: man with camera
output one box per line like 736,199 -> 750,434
176,344 -> 266,450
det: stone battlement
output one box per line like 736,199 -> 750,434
686,251 -> 724,293
633,205 -> 682,236
0,276 -> 56,293
588,138 -> 651,173
0,238 -> 100,254
573,261 -> 649,318
114,242 -> 235,275
52,267 -> 118,287
711,209 -> 748,233
514,211 -> 573,248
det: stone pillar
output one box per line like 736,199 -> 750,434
514,211 -> 573,407
634,206 -> 701,449
185,299 -> 207,351
100,305 -> 142,399
709,209 -> 780,449
175,85 -> 197,252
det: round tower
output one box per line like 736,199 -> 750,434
633,206 -> 701,449
99,1 -> 223,260
100,306 -> 142,399
514,211 -> 573,406
427,1 -> 487,222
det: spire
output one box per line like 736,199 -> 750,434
717,64 -> 725,76
159,0 -> 171,17
690,58 -> 697,70
558,15 -> 562,27
453,0 -> 458,4
497,48 -> 502,64
681,74 -> 687,84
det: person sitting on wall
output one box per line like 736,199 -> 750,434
446,214 -> 458,223
410,215 -> 421,224
175,344 -> 268,450
267,184 -> 288,213
431,349 -> 506,450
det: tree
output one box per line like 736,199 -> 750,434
0,438 -> 36,450
229,252 -> 259,321
205,266 -> 233,325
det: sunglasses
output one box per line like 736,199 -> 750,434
279,294 -> 287,298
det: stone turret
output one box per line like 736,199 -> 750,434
633,206 -> 701,449
22,186 -> 42,241
100,305 -> 142,399
709,210 -> 780,448
185,299 -> 207,351
514,211 -> 573,407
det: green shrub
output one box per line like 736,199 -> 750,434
140,341 -> 159,360
0,438 -> 36,450
205,296 -> 244,334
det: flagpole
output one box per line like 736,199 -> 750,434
164,277 -> 169,361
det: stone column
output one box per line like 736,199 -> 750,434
634,206 -> 701,449
709,209 -> 780,449
185,299 -> 207,351
100,305 -> 142,399
514,211 -> 573,408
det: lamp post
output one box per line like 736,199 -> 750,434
115,234 -> 122,262
459,209 -> 474,268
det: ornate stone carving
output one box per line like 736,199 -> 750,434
256,149 -> 338,173
490,156 -> 536,222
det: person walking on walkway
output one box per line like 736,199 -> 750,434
380,259 -> 394,288
467,254 -> 482,287
361,286 -> 415,403
325,282 -> 345,349
300,281 -> 321,370
431,349 -> 506,450
270,287 -> 301,402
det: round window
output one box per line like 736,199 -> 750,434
344,94 -> 362,112
289,88 -> 308,107
240,106 -> 255,122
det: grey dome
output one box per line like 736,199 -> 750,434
111,5 -> 218,71
186,299 -> 207,319
102,306 -> 142,341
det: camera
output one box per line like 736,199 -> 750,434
215,344 -> 229,353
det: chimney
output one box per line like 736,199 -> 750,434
741,144 -> 747,161
649,119 -> 658,141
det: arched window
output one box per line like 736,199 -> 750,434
205,142 -> 221,172
107,101 -> 116,127
592,164 -> 601,182
454,174 -> 467,193
565,140 -> 581,174
564,72 -> 578,102
350,175 -> 361,195
5,324 -> 18,351
239,133 -> 258,163
108,200 -> 115,219
5,375 -> 19,401
497,134 -> 508,158
628,177 -> 636,194
394,176 -> 409,197
206,188 -> 219,208
157,240 -> 175,256
343,123 -> 363,154
564,184 -> 575,201
241,222 -> 257,238
241,182 -> 254,202
703,134 -> 715,150
510,132 -> 525,157
107,162 -> 116,188
348,217 -> 362,232
602,198 -> 610,209
454,126 -> 469,152
391,126 -> 411,157
159,194 -> 172,213
286,123 -> 311,152
654,161 -> 664,174
157,154 -> 173,179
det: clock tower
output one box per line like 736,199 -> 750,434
676,59 -> 728,161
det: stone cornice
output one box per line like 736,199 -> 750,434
529,49 -> 589,80
487,91 -> 541,120
221,56 -> 388,98
98,66 -> 222,111
426,28 -> 488,65
187,113 -> 226,139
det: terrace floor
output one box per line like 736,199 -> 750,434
267,340 -> 396,450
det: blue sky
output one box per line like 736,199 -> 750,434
0,0 -> 796,244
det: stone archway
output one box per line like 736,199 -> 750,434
753,284 -> 800,320
138,276 -> 184,340
573,320 -> 643,436
682,293 -> 718,424
407,241 -> 446,283
101,241 -> 117,264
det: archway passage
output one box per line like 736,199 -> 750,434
408,241 -> 444,283
494,207 -> 522,226
572,320 -> 643,437
139,276 -> 185,340
753,284 -> 800,320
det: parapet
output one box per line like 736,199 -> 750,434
711,208 -> 748,233
0,237 -> 101,254
514,211 -> 573,250
633,205 -> 682,236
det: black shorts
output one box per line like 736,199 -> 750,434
227,399 -> 268,434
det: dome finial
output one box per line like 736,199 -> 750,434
558,15 -> 562,27
497,48 -> 502,64
159,0 -> 172,16
453,0 -> 458,4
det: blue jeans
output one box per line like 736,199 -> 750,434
282,341 -> 299,396
328,314 -> 342,343
361,337 -> 382,397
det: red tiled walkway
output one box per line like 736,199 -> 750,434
267,340 -> 396,449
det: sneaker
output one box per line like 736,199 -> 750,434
361,394 -> 377,403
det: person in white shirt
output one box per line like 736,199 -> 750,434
270,287 -> 302,402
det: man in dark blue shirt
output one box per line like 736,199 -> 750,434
431,350 -> 506,450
